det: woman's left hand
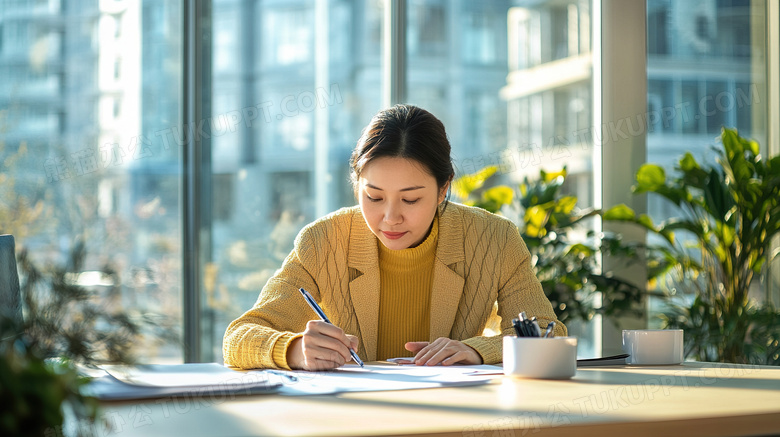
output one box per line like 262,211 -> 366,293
404,338 -> 483,366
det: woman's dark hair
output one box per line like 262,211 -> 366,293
350,104 -> 455,206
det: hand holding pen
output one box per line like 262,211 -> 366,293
287,288 -> 364,371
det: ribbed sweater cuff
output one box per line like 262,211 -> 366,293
272,332 -> 303,370
461,336 -> 501,365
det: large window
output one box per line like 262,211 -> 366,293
201,0 -> 384,361
645,0 -> 768,324
405,0 -> 598,356
3,0 -> 774,363
0,0 -> 600,363
0,0 -> 183,362
498,0 -> 596,356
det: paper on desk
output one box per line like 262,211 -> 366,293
261,364 -> 500,396
85,363 -> 499,399
384,358 -> 504,374
83,363 -> 282,401
102,363 -> 261,387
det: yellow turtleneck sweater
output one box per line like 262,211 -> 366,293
376,217 -> 439,360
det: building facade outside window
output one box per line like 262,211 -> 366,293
645,0 -> 768,324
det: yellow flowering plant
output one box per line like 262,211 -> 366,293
454,166 -> 645,325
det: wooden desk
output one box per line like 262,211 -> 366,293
88,362 -> 780,437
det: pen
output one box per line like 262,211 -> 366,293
530,317 -> 541,337
512,318 -> 523,337
513,317 -> 534,337
298,287 -> 364,367
522,319 -> 535,337
266,369 -> 298,382
543,321 -> 556,338
517,312 -> 535,337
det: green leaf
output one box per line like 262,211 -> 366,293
452,166 -> 497,199
751,251 -> 765,274
566,243 -> 595,257
524,205 -> 548,238
482,186 -> 514,207
723,127 -> 759,157
603,204 -> 636,221
721,127 -> 755,185
679,153 -> 700,172
679,153 -> 710,188
634,164 -> 666,193
703,168 -> 734,221
543,168 -> 567,183
716,221 -> 735,248
555,196 -> 577,215
767,156 -> 780,176
637,214 -> 656,230
721,127 -> 742,160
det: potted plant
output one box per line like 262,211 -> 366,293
453,167 -> 644,326
604,127 -> 780,365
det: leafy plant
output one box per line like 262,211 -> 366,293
0,240 -> 180,436
604,127 -> 780,365
0,324 -> 99,437
2,110 -> 182,435
453,166 -> 644,325
15,240 -> 179,365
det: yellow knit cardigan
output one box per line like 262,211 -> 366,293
222,202 -> 566,369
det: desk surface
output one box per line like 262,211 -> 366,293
91,362 -> 780,437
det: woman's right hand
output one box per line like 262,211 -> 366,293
286,320 -> 359,371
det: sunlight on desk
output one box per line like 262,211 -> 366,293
87,362 -> 780,437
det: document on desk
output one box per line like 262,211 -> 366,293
263,364 -> 500,396
82,363 -> 282,401
82,363 -> 499,399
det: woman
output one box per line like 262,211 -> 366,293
223,104 -> 566,371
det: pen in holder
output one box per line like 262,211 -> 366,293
503,336 -> 578,379
505,313 -> 576,379
512,312 -> 554,338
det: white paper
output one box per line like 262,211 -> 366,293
258,364 -> 499,396
384,359 -> 503,375
84,364 -> 282,400
88,363 -> 499,399
102,363 -> 260,387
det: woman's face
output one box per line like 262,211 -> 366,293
358,157 -> 448,250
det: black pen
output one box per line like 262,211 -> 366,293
530,316 -> 541,337
522,319 -> 535,337
513,317 -> 533,337
512,318 -> 523,337
298,287 -> 364,367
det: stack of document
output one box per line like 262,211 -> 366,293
80,363 -> 501,400
271,364 -> 499,396
82,363 -> 282,401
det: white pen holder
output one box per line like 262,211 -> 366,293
503,336 -> 578,379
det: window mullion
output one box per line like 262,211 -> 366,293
384,0 -> 407,106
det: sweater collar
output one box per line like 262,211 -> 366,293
346,202 -> 467,361
378,215 -> 439,271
